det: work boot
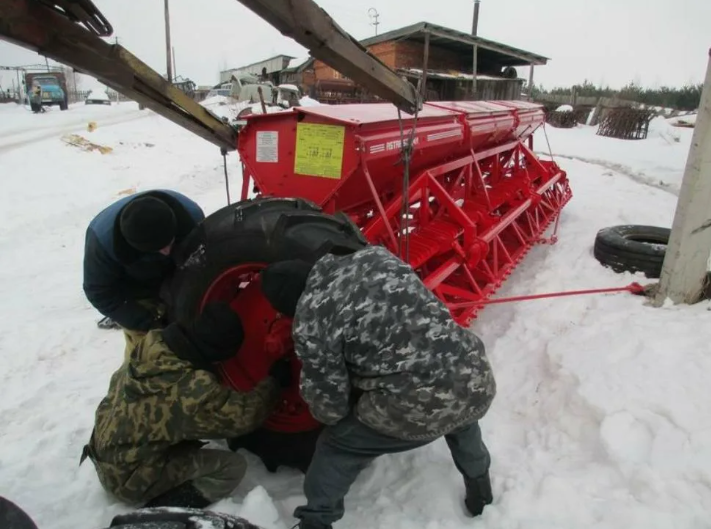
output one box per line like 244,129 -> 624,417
464,471 -> 493,517
143,481 -> 212,509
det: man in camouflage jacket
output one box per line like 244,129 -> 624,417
260,245 -> 497,529
81,302 -> 292,508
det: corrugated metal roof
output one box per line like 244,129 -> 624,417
360,22 -> 549,66
220,54 -> 295,74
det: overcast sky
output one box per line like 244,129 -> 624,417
1,0 -> 709,91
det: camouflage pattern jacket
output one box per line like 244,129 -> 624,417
88,330 -> 279,471
292,245 -> 496,441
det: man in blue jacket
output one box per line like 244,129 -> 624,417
83,190 -> 204,357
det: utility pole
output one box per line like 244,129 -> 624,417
172,46 -> 177,80
368,8 -> 380,36
471,1 -> 480,99
164,0 -> 173,82
653,48 -> 711,306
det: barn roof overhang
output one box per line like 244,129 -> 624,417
360,22 -> 549,67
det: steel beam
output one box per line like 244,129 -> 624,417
0,0 -> 238,151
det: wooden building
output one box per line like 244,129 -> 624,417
307,22 -> 549,103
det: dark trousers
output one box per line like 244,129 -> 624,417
293,414 -> 490,527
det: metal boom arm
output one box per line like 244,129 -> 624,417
0,0 -> 422,149
235,0 -> 421,115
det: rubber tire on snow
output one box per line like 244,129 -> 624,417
593,225 -> 670,278
168,197 -> 368,472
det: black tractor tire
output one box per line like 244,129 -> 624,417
0,496 -> 39,529
169,196 -> 367,321
60,99 -> 68,111
593,225 -> 670,278
108,508 -> 261,529
168,197 -> 367,472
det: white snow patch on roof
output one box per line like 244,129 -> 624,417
286,56 -> 311,69
299,96 -> 321,107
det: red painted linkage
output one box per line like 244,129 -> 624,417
461,282 -> 646,308
358,129 -> 572,326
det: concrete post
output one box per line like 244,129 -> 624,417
654,49 -> 711,306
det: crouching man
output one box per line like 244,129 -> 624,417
81,302 -> 292,508
260,245 -> 497,529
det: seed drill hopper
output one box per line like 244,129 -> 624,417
237,100 -> 571,325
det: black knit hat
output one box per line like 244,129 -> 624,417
119,196 -> 177,252
260,260 -> 314,317
163,302 -> 244,365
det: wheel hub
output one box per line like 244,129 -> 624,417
200,263 -> 320,432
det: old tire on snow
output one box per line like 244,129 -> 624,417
593,225 -> 669,278
168,197 -> 367,472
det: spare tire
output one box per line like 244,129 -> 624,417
168,197 -> 367,471
593,224 -> 669,278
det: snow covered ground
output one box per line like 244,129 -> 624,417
536,117 -> 694,195
0,101 -> 709,529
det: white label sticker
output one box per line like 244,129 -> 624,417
256,131 -> 278,163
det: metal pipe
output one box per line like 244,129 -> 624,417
164,0 -> 173,82
471,44 -> 478,99
528,64 -> 535,100
472,0 -> 480,36
421,32 -> 430,98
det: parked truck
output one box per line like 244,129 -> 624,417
24,71 -> 68,111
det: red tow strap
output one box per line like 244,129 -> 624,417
479,282 -> 646,305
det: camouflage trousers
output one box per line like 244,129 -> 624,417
88,444 -> 247,505
293,414 -> 490,527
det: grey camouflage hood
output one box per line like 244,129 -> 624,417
292,245 -> 496,441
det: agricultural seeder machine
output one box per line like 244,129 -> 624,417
1,0 -> 571,469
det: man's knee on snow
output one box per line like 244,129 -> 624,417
191,450 -> 248,502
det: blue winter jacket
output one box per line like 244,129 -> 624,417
83,190 -> 204,331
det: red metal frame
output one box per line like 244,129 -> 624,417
218,101 -> 571,433
238,101 -> 571,326
359,140 -> 570,324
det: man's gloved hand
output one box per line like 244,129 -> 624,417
268,357 -> 293,388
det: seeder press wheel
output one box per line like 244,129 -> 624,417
168,197 -> 367,472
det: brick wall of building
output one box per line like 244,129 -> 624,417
392,40 -> 465,71
312,39 -> 471,81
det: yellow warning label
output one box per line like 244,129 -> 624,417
294,123 -> 345,179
